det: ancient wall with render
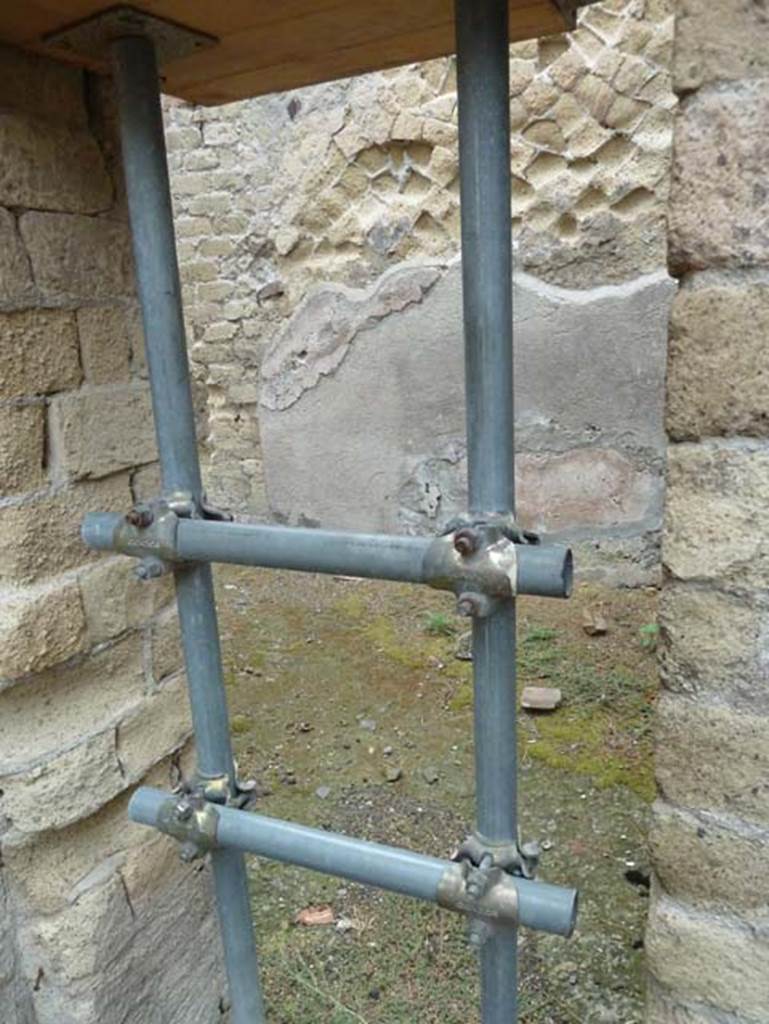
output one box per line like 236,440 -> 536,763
646,3 -> 769,1021
166,0 -> 676,584
0,45 -> 224,1022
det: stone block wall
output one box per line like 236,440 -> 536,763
646,3 -> 769,1021
165,0 -> 676,584
0,46 -> 223,1022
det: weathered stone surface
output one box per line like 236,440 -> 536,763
646,893 -> 769,1021
15,831 -> 223,1023
0,309 -> 81,399
673,0 -> 769,92
663,441 -> 769,590
80,557 -> 173,646
116,672 -> 191,782
0,636 -> 143,768
0,751 -> 193,916
0,475 -> 132,585
19,213 -> 133,301
50,383 -> 157,480
650,800 -> 769,914
77,305 -> 139,385
0,404 -> 45,496
669,83 -> 769,273
0,44 -> 86,127
655,694 -> 769,826
0,582 -> 85,681
0,113 -> 112,214
150,606 -> 183,684
646,979 -> 744,1024
260,265 -> 671,543
0,656 -> 187,835
659,584 -> 769,712
667,270 -> 769,440
0,207 -> 34,308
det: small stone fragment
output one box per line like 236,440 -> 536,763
315,785 -> 331,800
359,718 -> 377,732
384,766 -> 403,783
294,905 -> 335,927
383,745 -> 394,756
521,686 -> 563,711
421,766 -> 439,784
582,608 -> 608,636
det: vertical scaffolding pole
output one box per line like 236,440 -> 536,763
455,2 -> 519,1020
111,36 -> 266,1024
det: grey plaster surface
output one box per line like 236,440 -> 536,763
259,263 -> 674,562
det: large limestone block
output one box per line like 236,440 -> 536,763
650,800 -> 769,914
0,207 -> 34,308
0,660 -> 188,835
0,44 -> 86,127
646,893 -> 769,1022
663,440 -> 769,590
659,583 -> 769,712
0,636 -> 144,768
0,581 -> 85,680
0,309 -> 81,400
19,213 -> 133,302
669,82 -> 769,273
0,113 -> 112,214
0,753 -> 194,916
674,0 -> 769,92
0,403 -> 45,496
76,305 -> 141,385
259,264 -> 672,538
14,830 -> 222,1024
50,383 -> 157,481
79,557 -> 173,647
647,979 -> 748,1024
0,474 -> 133,585
655,694 -> 769,826
667,270 -> 769,440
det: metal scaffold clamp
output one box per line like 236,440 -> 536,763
161,769 -> 258,863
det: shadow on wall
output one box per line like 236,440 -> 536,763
258,260 -> 674,584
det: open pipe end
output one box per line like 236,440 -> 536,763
128,786 -> 168,828
516,876 -> 579,937
517,544 -> 573,599
81,512 -> 124,552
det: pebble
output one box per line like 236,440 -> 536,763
315,785 -> 331,800
384,766 -> 403,783
383,745 -> 394,756
359,718 -> 377,732
421,766 -> 439,784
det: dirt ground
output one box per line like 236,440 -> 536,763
215,564 -> 658,1024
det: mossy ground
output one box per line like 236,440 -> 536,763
215,566 -> 658,1023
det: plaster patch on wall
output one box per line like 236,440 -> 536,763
260,263 -> 441,411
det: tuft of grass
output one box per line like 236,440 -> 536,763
522,626 -> 558,644
639,622 -> 659,651
423,612 -> 456,637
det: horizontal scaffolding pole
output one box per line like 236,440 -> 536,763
82,514 -> 573,599
129,787 -> 578,938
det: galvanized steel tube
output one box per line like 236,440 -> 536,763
179,519 -> 428,582
455,1 -> 520,1019
81,513 -> 573,599
111,36 -> 266,1024
129,787 -> 578,937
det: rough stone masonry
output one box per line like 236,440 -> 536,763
165,0 -> 677,585
0,45 -> 225,1023
646,2 -> 769,1022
